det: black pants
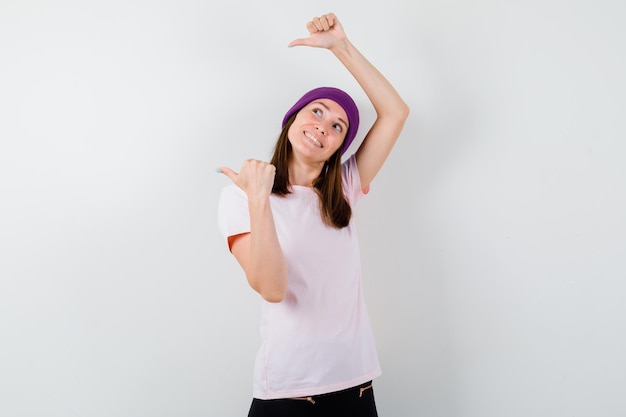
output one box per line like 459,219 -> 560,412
247,381 -> 378,417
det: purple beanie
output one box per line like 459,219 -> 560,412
282,87 -> 360,155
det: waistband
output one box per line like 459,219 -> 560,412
288,380 -> 374,404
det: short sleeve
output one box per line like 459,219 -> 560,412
217,184 -> 250,249
341,153 -> 368,205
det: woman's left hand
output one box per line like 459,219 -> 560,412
288,13 -> 347,50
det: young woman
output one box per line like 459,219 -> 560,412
217,13 -> 409,417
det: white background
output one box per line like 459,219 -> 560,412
1,0 -> 625,416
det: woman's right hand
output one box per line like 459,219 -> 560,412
218,160 -> 276,200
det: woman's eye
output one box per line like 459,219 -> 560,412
313,109 -> 322,115
333,124 -> 342,132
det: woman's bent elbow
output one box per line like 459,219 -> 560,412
248,277 -> 287,303
400,103 -> 410,120
262,290 -> 286,303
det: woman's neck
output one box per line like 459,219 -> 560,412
288,158 -> 324,187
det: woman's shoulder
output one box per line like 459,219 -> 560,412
341,153 -> 359,186
342,153 -> 369,201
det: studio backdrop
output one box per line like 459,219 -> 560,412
1,0 -> 625,416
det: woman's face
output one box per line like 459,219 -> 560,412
287,98 -> 349,163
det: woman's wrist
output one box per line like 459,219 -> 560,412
329,37 -> 353,58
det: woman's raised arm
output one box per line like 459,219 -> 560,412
289,13 -> 409,191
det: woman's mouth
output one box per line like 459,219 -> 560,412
305,132 -> 323,148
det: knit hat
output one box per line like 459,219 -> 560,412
282,87 -> 360,155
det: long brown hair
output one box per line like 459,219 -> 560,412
270,114 -> 352,228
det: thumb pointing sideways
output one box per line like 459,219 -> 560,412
288,38 -> 313,48
216,166 -> 238,183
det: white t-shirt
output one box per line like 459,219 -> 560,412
218,154 -> 381,400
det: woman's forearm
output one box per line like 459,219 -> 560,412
330,36 -> 409,189
246,196 -> 288,303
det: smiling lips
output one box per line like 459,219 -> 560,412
304,131 -> 323,148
